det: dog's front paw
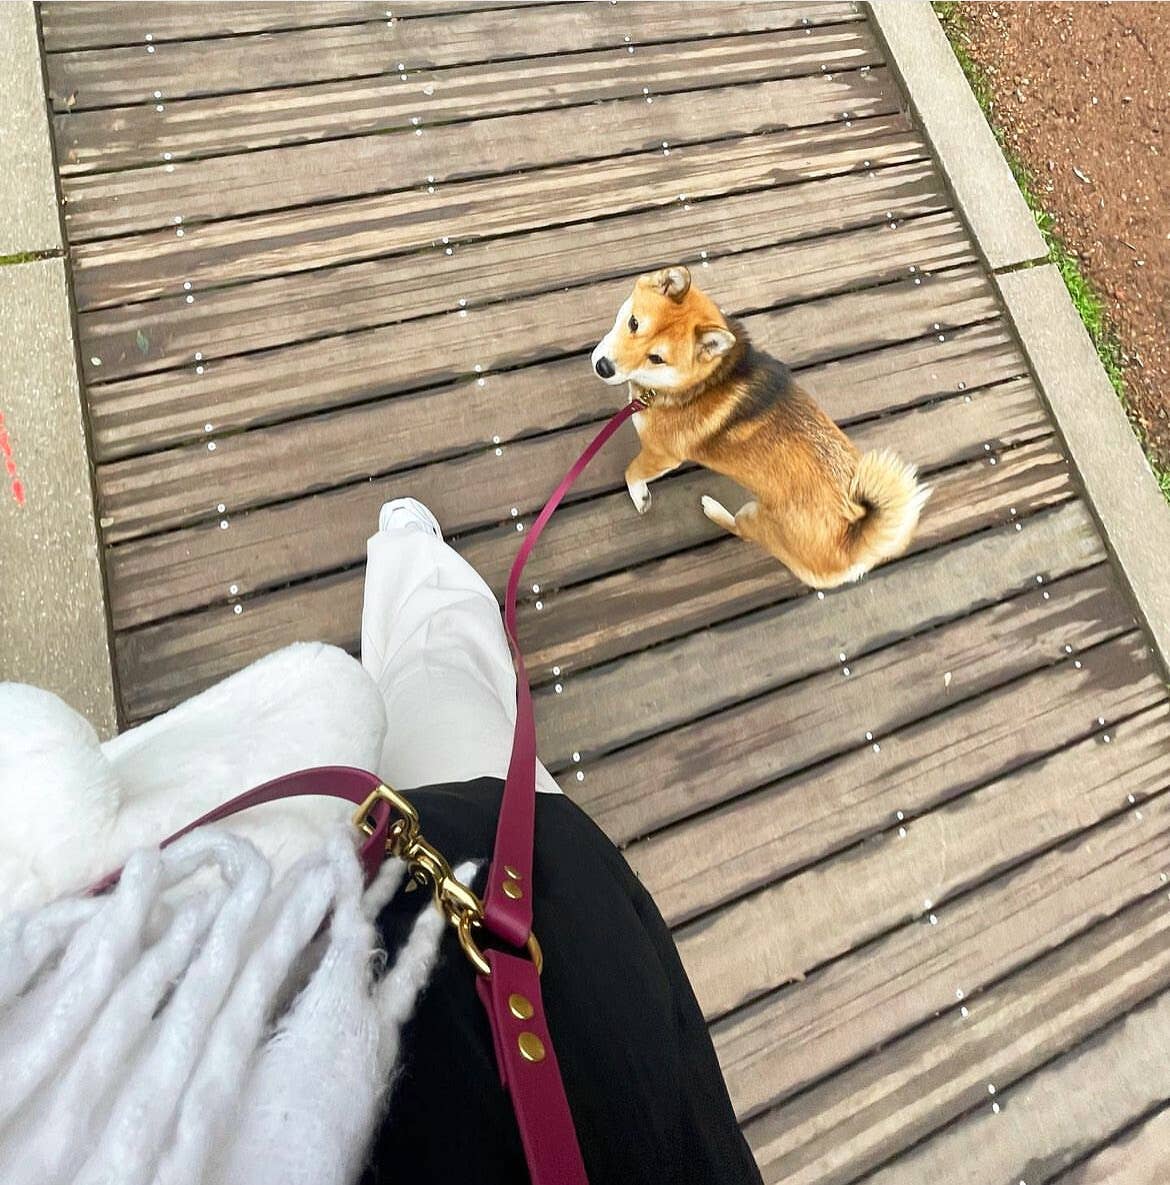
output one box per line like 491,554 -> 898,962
628,480 -> 651,514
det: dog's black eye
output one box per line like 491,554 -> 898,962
648,353 -> 664,364
628,315 -> 638,333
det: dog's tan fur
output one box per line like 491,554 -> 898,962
591,266 -> 930,588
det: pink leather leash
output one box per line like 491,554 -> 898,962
87,398 -> 646,1185
475,396 -> 646,1184
485,397 -> 647,948
87,765 -> 393,896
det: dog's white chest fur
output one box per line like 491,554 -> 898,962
628,384 -> 647,436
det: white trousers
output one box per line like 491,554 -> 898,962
361,525 -> 562,795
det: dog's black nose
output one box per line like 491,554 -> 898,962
595,356 -> 616,379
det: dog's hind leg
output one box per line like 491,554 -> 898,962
707,498 -> 836,587
701,496 -> 759,537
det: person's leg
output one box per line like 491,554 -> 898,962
361,500 -> 562,795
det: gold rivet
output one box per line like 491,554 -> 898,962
508,993 -> 534,1020
503,879 -> 523,899
518,1031 -> 546,1062
505,865 -> 522,879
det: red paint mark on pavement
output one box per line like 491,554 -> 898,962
0,410 -> 26,507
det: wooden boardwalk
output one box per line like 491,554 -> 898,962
41,2 -> 1170,1179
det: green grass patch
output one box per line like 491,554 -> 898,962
1154,459 -> 1170,501
933,3 -> 1168,500
933,3 -> 1123,392
0,250 -> 59,267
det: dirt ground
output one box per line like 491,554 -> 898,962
954,2 -> 1169,470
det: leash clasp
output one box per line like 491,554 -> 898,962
352,783 -> 542,978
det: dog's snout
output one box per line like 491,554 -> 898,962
595,356 -> 616,379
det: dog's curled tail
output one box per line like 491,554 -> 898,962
847,448 -> 931,569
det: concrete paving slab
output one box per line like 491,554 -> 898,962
869,0 -> 1047,272
997,264 -> 1170,677
0,2 -> 62,256
0,257 -> 118,735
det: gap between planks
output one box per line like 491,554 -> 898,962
623,578 -> 1141,923
79,158 -> 944,385
744,861 -> 1170,1184
853,892 -> 1170,1185
54,23 -> 883,174
679,649 -> 1162,1023
59,66 -> 901,240
91,208 -> 978,520
101,309 -> 1028,643
45,3 -> 863,111
537,497 -> 1100,790
39,1 -> 559,53
1051,1100 -> 1170,1185
713,693 -> 1170,1127
67,114 -> 929,309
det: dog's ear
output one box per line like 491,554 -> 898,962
643,266 -> 691,302
695,324 -> 736,362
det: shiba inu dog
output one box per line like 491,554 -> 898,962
590,266 -> 930,588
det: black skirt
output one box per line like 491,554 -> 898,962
362,778 -> 762,1185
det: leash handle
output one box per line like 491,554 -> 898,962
87,766 -> 393,895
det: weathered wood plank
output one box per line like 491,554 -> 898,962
535,500 -> 1103,769
41,3 -> 387,50
678,668 -> 1169,1026
711,706 -> 1170,1120
55,24 -> 882,173
518,399 -> 1057,683
81,158 -> 943,384
108,387 -> 1051,720
573,438 -> 1079,845
69,114 -> 926,308
102,268 -> 1001,629
97,353 -> 613,550
105,364 -> 1043,710
859,941 -> 1170,1185
102,330 -> 1028,643
1055,1106 -> 1170,1185
113,567 -> 364,723
744,881 -> 1170,1184
91,243 -> 988,468
61,68 -> 899,238
631,610 -> 1146,927
39,2 -> 537,51
104,416 -> 630,637
93,210 -> 976,521
46,3 -> 862,109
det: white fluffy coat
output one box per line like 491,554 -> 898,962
0,642 -> 421,1185
0,642 -> 387,910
